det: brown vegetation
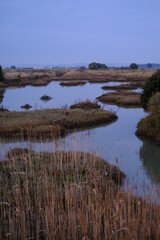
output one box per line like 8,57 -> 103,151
102,82 -> 145,91
97,91 -> 141,107
70,100 -> 101,110
1,68 -> 156,88
0,147 -> 160,239
60,81 -> 86,87
0,108 -> 117,138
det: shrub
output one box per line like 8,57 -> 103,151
148,92 -> 160,115
147,63 -> 152,69
129,63 -> 139,69
21,104 -> 32,110
0,88 -> 6,104
0,65 -> 4,82
140,70 -> 160,109
40,95 -> 52,101
10,65 -> 16,69
55,70 -> 65,77
88,62 -> 108,70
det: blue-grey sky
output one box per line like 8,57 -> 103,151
0,0 -> 160,66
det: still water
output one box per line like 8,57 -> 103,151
1,81 -> 160,201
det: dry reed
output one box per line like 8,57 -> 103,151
0,139 -> 160,240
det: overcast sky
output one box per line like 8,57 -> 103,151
0,0 -> 160,66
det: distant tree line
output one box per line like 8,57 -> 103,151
147,63 -> 152,69
88,62 -> 141,70
88,62 -> 108,70
129,63 -> 139,70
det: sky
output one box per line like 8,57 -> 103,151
0,0 -> 160,67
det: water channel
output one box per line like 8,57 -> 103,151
1,81 -> 160,201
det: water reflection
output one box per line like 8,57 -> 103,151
1,106 -> 160,201
1,82 -> 160,201
139,138 -> 160,184
2,82 -> 108,111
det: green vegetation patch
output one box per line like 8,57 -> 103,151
0,108 -> 117,138
136,92 -> 160,143
136,115 -> 160,143
88,62 -> 108,70
140,70 -> 160,109
0,65 -> 4,82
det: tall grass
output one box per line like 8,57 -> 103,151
0,140 -> 160,239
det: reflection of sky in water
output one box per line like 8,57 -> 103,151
1,82 -> 160,202
2,82 -> 106,111
130,88 -> 143,93
2,81 -> 127,111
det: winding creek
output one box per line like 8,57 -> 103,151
1,81 -> 160,201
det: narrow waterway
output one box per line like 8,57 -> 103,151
1,81 -> 160,201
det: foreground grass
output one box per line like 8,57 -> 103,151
1,148 -> 160,239
0,108 -> 117,138
97,91 -> 141,107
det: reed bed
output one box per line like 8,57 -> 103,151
0,108 -> 117,138
1,142 -> 160,240
97,91 -> 141,107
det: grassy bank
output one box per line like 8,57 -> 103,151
1,147 -> 160,239
2,69 -> 156,88
102,82 -> 145,91
0,108 -> 117,138
97,91 -> 141,107
136,91 -> 160,143
136,115 -> 160,143
70,100 -> 101,110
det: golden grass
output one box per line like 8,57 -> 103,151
64,69 -> 156,82
2,69 -> 156,88
0,145 -> 160,239
0,108 -> 117,138
97,91 -> 141,107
